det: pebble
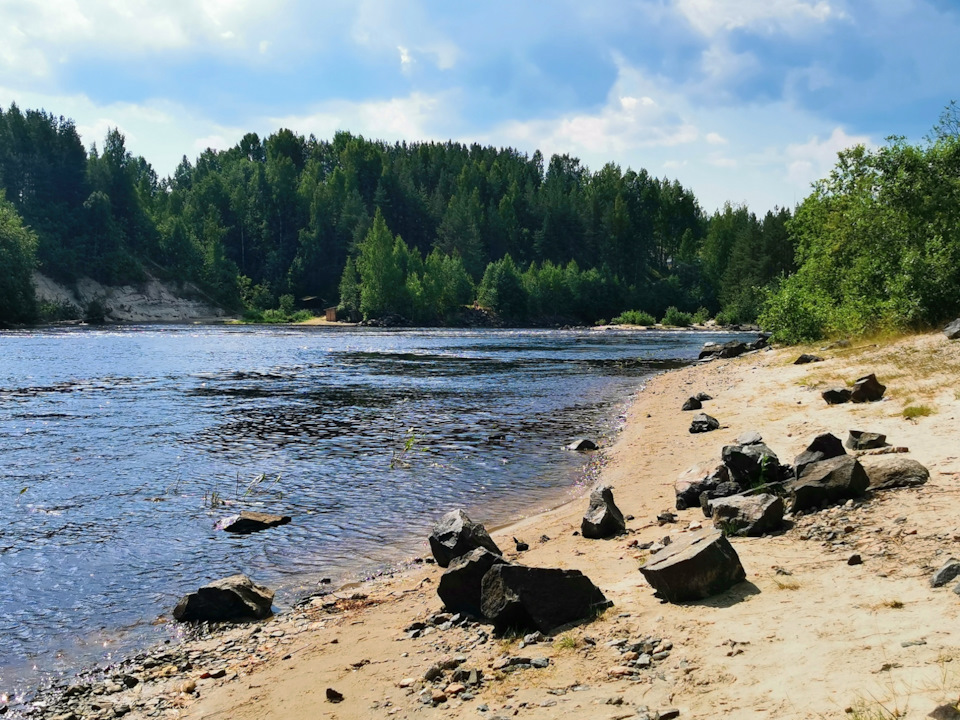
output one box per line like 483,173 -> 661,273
431,689 -> 448,704
608,666 -> 637,677
444,683 -> 466,696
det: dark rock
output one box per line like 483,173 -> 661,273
928,704 -> 960,720
794,433 -> 846,477
675,465 -> 727,511
943,318 -> 960,340
850,374 -> 886,403
931,559 -> 960,588
681,397 -> 702,411
581,484 -> 626,539
847,554 -> 863,566
566,438 -> 598,452
698,341 -> 749,360
438,548 -> 510,617
846,430 -> 887,451
784,455 -> 869,513
709,493 -> 784,536
215,511 -> 291,534
657,512 -> 678,525
695,392 -> 713,402
822,387 -> 852,405
794,354 -> 824,365
480,565 -> 611,634
639,528 -> 746,603
173,574 -> 274,622
722,442 -> 782,487
689,413 -> 719,434
429,509 -> 503,568
513,537 -> 529,552
859,456 -> 930,490
699,480 -> 744,516
326,688 -> 344,703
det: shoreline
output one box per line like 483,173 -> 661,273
24,331 -> 960,719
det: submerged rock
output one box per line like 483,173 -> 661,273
216,511 -> 291,534
566,438 -> 599,452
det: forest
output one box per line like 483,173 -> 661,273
1,101 -> 958,340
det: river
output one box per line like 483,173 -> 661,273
0,325 -> 750,700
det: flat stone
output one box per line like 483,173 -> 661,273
639,528 -> 746,603
215,511 -> 291,534
846,430 -> 887,451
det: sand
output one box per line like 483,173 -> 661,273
102,331 -> 960,720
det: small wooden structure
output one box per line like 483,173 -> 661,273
324,306 -> 338,322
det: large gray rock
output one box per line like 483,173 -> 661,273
689,413 -> 719,434
850,374 -> 886,403
215,511 -> 291,534
709,493 -> 784,536
480,565 -> 611,634
785,455 -> 869,512
859,456 -> 930,490
173,574 -> 274,622
944,318 -> 960,340
639,528 -> 746,603
846,430 -> 887,451
681,396 -> 702,411
437,548 -> 510,618
581,484 -> 626,538
722,442 -> 782,487
429,510 -> 503,568
931,558 -> 960,588
794,433 -> 846,477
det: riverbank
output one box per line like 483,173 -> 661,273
27,331 -> 960,719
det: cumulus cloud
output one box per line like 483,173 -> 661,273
674,0 -> 844,36
785,126 -> 870,186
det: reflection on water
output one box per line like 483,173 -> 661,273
0,325 -> 751,697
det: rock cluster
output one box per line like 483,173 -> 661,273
821,373 -> 886,405
698,335 -> 769,360
429,509 -> 503,568
433,508 -> 610,634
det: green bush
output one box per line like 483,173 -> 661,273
692,306 -> 711,324
661,306 -> 692,327
611,309 -> 656,326
757,275 -> 829,344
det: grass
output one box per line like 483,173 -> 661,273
902,405 -> 934,420
554,635 -> 579,651
772,576 -> 801,591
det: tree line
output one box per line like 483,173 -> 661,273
0,100 -> 799,329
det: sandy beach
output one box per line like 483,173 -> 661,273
35,330 -> 960,720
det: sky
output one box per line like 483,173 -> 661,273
1,0 -> 957,213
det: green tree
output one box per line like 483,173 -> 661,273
0,193 -> 38,324
356,209 -> 404,318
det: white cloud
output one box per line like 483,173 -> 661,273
674,0 -> 843,36
705,132 -> 727,145
785,126 -> 870,185
351,0 -> 459,71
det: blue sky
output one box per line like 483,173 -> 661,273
1,0 -> 956,213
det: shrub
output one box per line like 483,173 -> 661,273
661,306 -> 692,327
692,306 -> 711,324
611,309 -> 656,326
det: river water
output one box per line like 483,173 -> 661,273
0,325 -> 748,699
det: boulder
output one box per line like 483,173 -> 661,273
944,318 -> 960,340
681,396 -> 702,411
785,455 -> 869,512
437,548 -> 510,617
480,565 -> 611,634
846,430 -> 887,451
722,442 -> 782,487
859,456 -> 930,490
850,374 -> 886,403
698,341 -> 748,360
215,511 -> 291,534
794,354 -> 824,365
689,413 -> 719,434
696,392 -> 713,401
709,493 -> 784,536
566,438 -> 598,452
639,528 -> 746,603
931,559 -> 960,588
429,510 -> 503,568
581,484 -> 626,539
676,465 -> 727,511
173,574 -> 274,622
822,387 -> 852,405
794,433 -> 846,477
